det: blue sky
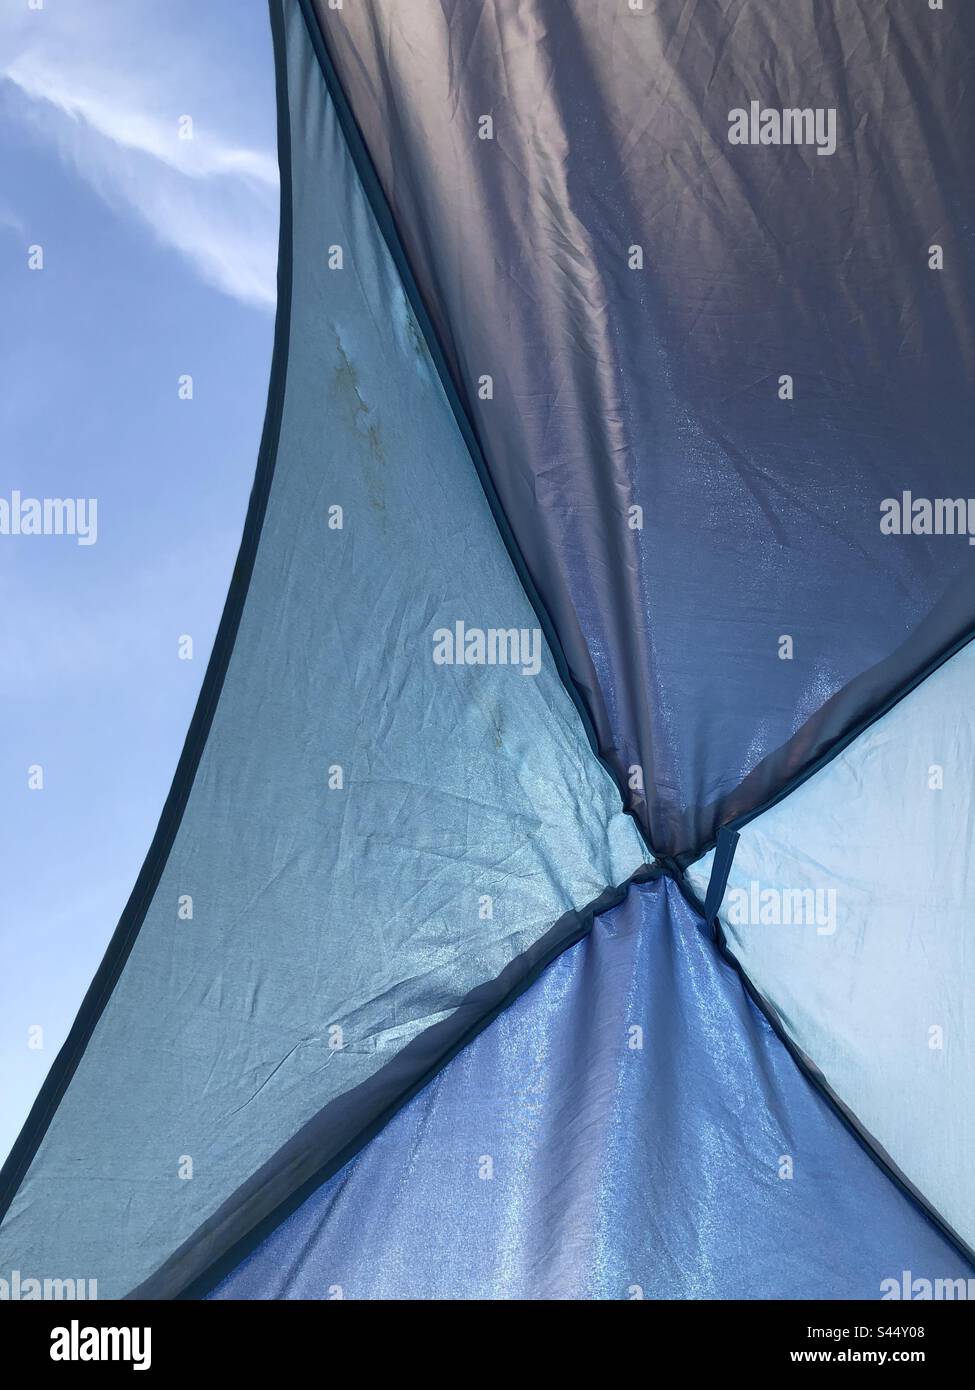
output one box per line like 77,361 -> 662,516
0,1 -> 278,1159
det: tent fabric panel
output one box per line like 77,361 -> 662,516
311,0 -> 975,861
687,638 -> 975,1252
211,877 -> 971,1301
131,873 -> 651,1299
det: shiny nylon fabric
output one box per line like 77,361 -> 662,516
0,0 -> 645,1299
311,0 -> 975,860
5,0 -> 972,1306
211,877 -> 972,1300
687,637 -> 975,1254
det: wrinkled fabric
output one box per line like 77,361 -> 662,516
312,0 -> 975,859
688,638 -> 975,1253
0,0 -> 645,1300
211,877 -> 971,1300
6,0 -> 973,1306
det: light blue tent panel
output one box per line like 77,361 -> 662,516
688,639 -> 975,1253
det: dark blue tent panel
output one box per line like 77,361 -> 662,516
312,0 -> 975,859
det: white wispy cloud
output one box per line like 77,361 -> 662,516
0,199 -> 27,239
0,3 -> 279,308
5,51 -> 280,187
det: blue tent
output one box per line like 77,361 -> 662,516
2,0 -> 973,1300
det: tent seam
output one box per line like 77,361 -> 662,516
291,0 -> 657,862
671,868 -> 975,1271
